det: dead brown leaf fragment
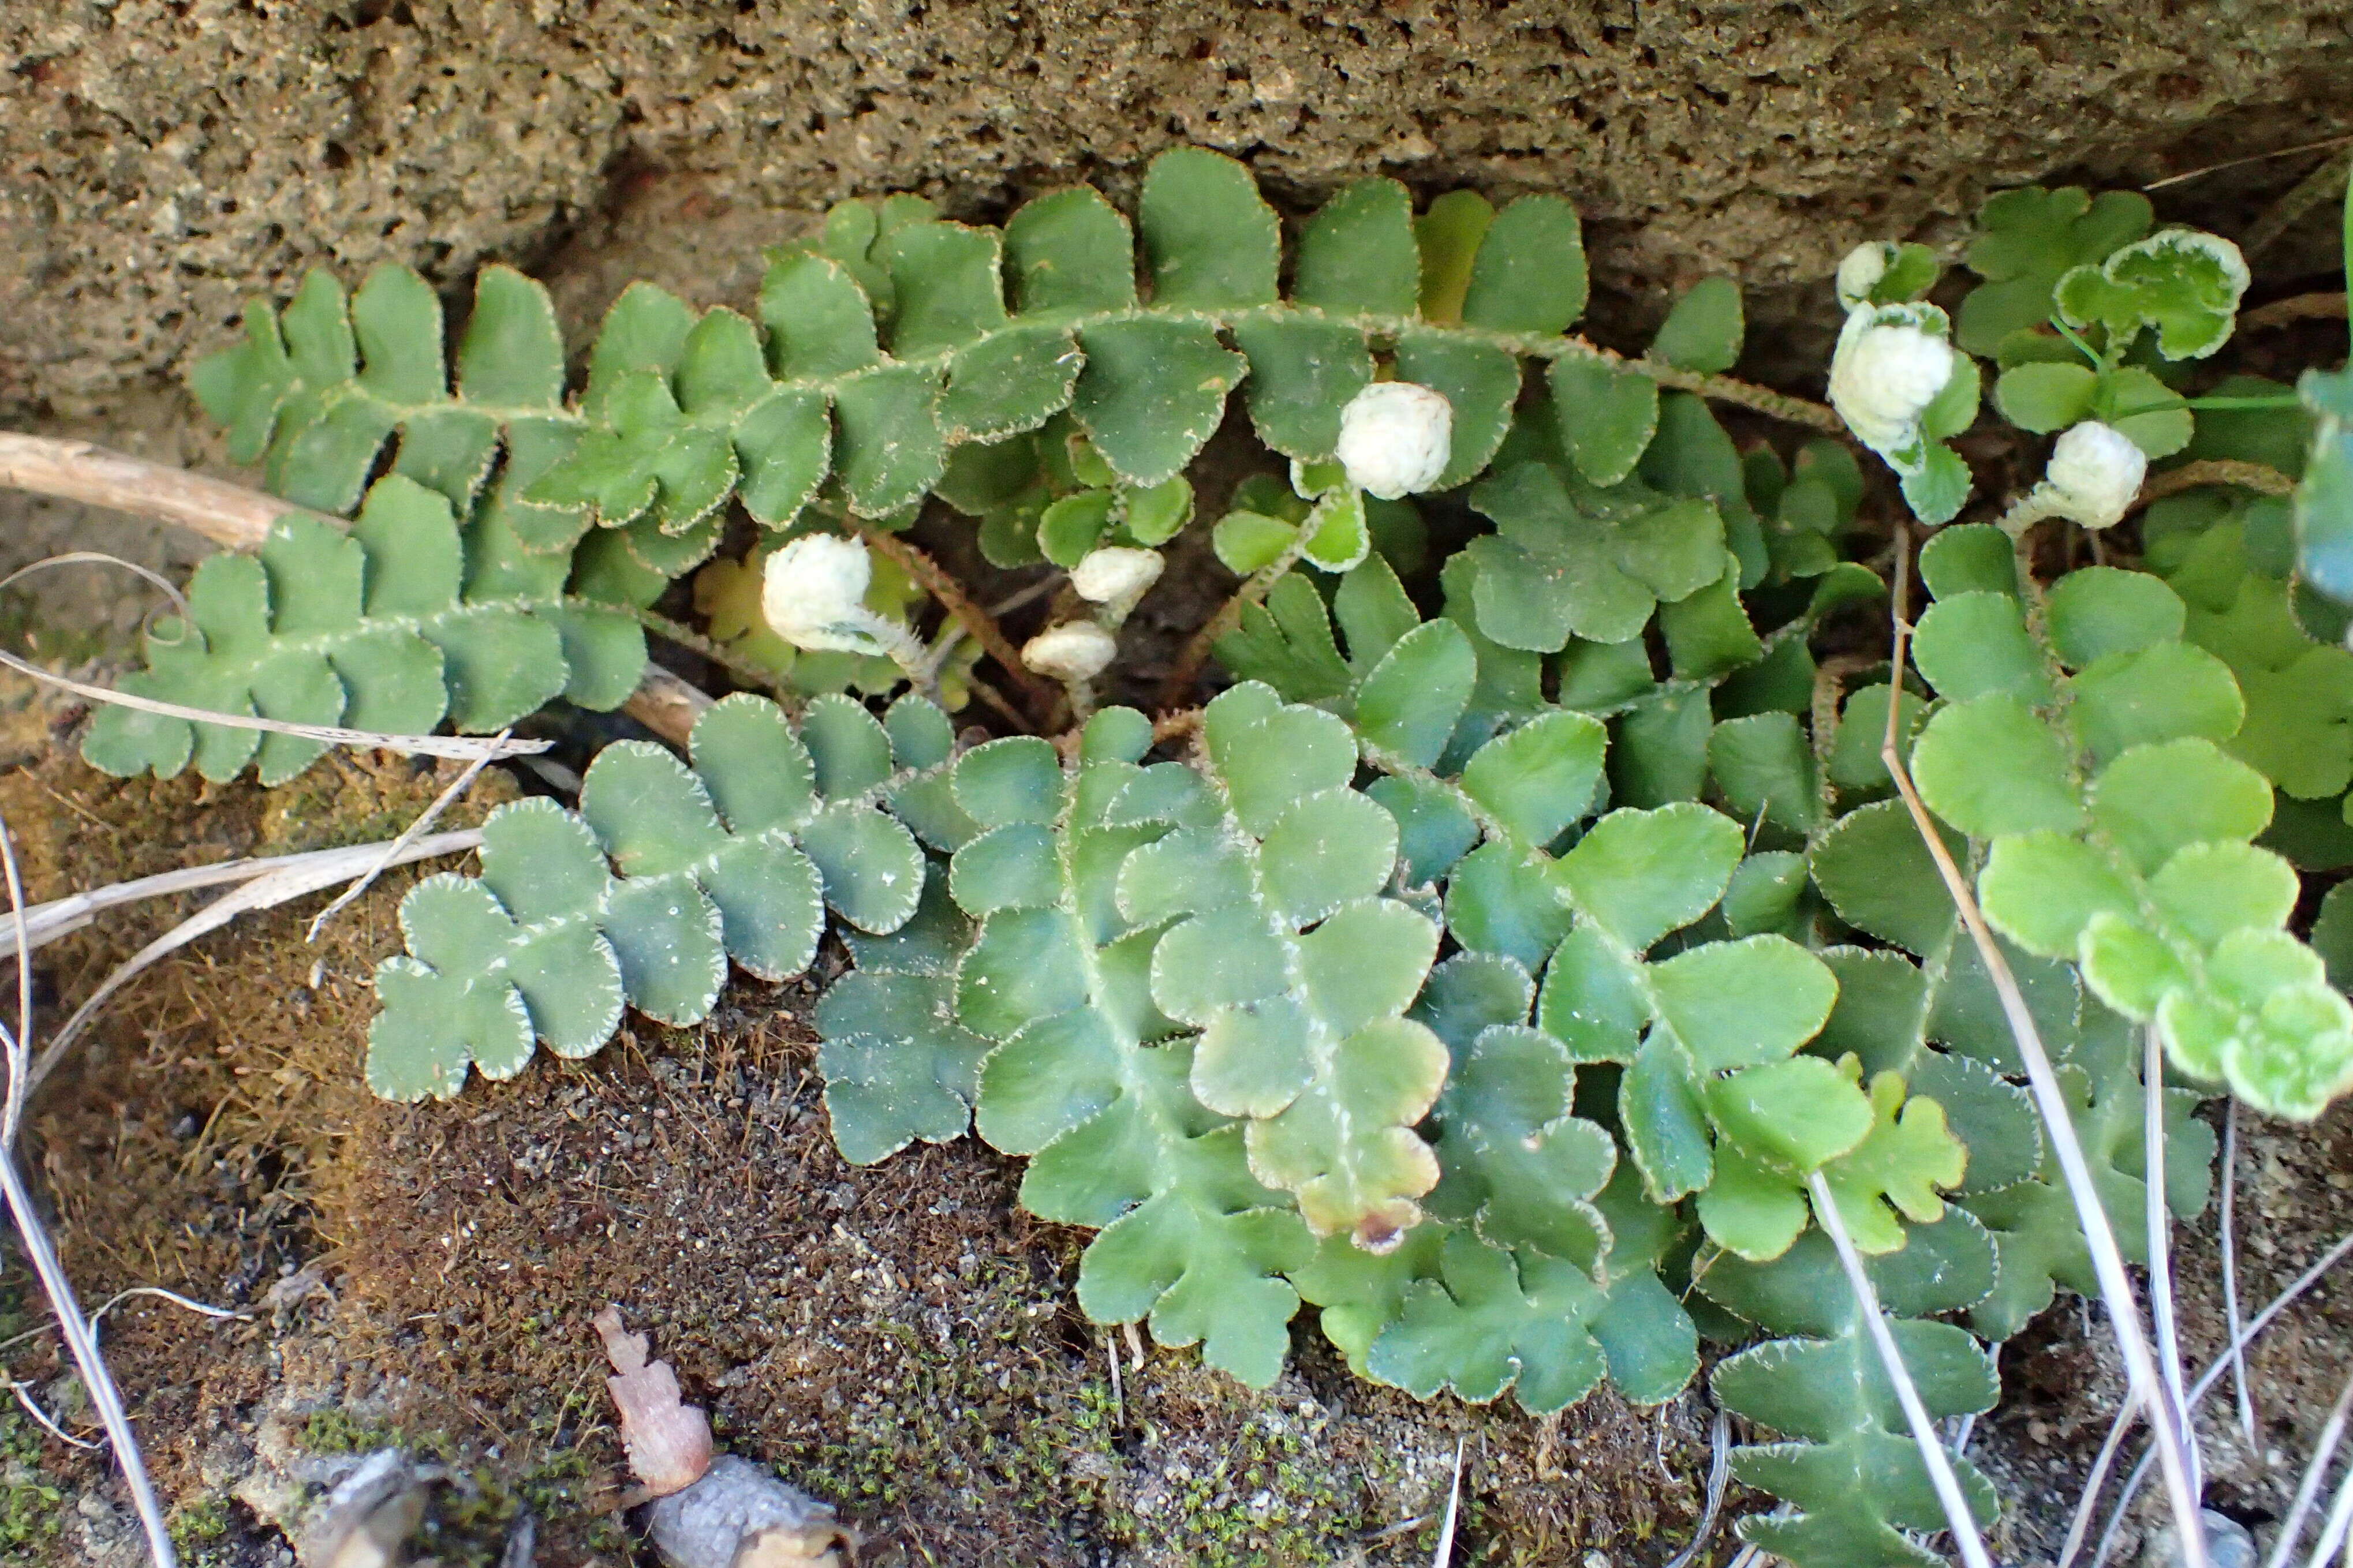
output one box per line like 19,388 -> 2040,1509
594,1302 -> 714,1499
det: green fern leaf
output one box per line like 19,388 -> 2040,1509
1899,526 -> 2353,1117
1706,1217 -> 2002,1568
1164,683 -> 1448,1250
81,474 -> 644,784
366,692 -> 929,1099
876,710 -> 1319,1386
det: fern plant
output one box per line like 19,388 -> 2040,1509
83,145 -> 2353,1568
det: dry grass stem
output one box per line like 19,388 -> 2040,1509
2239,149 -> 2353,253
0,802 -> 181,1565
2135,460 -> 2297,509
2262,1365 -> 2353,1568
2143,135 -> 2353,193
1430,1435 -> 1467,1568
2303,1468 -> 2353,1568
2219,1101 -> 2260,1450
0,638 -> 549,763
1663,1408 -> 1734,1568
2145,1028 -> 2201,1495
2087,1230 -> 2353,1567
2059,1389 -> 2149,1568
2243,293 -> 2350,330
307,736 -> 505,940
0,837 -> 473,961
25,828 -> 484,1097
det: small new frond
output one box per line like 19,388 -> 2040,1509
367,692 -> 931,1099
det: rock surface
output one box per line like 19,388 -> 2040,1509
6,0 -> 2353,422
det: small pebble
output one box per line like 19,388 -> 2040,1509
2144,1509 -> 2255,1568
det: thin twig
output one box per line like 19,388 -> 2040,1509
0,552 -> 192,634
1156,541 -> 1304,711
983,574 -> 1066,621
2243,293 -> 2349,331
2135,461 -> 2298,510
2239,149 -> 2353,253
1659,364 -> 1847,433
855,526 -> 1056,716
2143,134 -> 2353,193
8,1380 -> 98,1449
625,666 -> 711,749
1151,708 -> 1203,746
86,1286 -> 252,1337
2219,1101 -> 2259,1452
1879,526 -> 2212,1568
961,672 -> 1033,733
1663,1407 -> 1734,1568
1807,1169 -> 1999,1568
1104,1330 -> 1123,1431
0,432 -> 317,548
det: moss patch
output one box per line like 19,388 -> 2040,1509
0,739 -> 516,1536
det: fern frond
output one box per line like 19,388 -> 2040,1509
365,692 -> 933,1099
826,708 -> 1319,1387
195,148 -> 1835,590
1704,1218 -> 2003,1568
82,473 -> 645,784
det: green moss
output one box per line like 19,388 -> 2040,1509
1104,1413 -> 1368,1568
294,1403 -> 629,1563
169,1494 -> 232,1545
298,1406 -> 401,1455
769,1255 -> 1116,1555
0,1408 -> 63,1552
167,1493 -> 242,1567
0,1275 -> 63,1555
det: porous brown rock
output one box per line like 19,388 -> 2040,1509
5,0 -> 2352,426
